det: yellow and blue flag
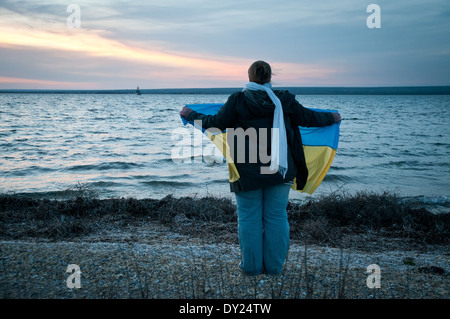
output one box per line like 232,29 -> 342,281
181,104 -> 340,194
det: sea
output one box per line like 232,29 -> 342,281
0,92 -> 449,213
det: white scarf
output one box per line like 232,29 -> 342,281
243,82 -> 288,178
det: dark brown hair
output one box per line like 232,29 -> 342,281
248,60 -> 272,84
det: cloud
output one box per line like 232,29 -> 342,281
0,0 -> 449,88
0,76 -> 96,89
0,3 -> 339,89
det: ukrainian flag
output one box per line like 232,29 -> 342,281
181,104 -> 340,194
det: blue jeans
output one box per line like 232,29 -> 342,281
235,183 -> 291,275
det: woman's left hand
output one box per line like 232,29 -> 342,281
179,106 -> 193,119
332,112 -> 341,123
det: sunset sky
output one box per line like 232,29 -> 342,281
1,0 -> 449,90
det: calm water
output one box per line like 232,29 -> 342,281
0,93 -> 449,211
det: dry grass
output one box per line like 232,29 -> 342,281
0,190 -> 448,251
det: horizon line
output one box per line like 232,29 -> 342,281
1,86 -> 450,95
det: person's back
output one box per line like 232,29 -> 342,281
180,60 -> 340,275
224,88 -> 298,193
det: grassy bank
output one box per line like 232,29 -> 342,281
0,191 -> 448,250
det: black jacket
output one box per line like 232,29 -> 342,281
187,90 -> 335,193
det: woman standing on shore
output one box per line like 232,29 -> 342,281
180,61 -> 341,276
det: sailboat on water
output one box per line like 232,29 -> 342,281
136,86 -> 141,95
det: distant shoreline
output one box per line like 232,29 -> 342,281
1,86 -> 450,95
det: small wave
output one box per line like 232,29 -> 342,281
0,129 -> 16,137
330,165 -> 358,171
153,157 -> 178,164
0,142 -> 15,148
165,154 -> 227,165
4,165 -> 57,176
380,160 -> 422,168
139,180 -> 196,187
410,133 -> 431,138
323,174 -> 353,183
401,195 -> 450,206
209,179 -> 229,184
90,181 -> 123,187
66,161 -> 145,171
159,154 -> 204,163
400,195 -> 450,214
131,173 -> 192,180
432,142 -> 450,148
377,160 -> 449,169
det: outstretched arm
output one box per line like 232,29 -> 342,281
179,92 -> 240,131
293,100 -> 341,127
